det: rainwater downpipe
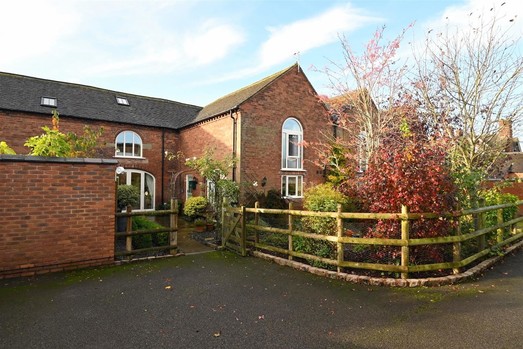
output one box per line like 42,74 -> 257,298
230,108 -> 238,182
161,128 -> 165,205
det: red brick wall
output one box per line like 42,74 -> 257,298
239,66 -> 328,202
0,111 -> 180,207
0,156 -> 118,278
500,181 -> 523,215
176,116 -> 234,199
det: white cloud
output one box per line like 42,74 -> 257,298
259,3 -> 379,69
422,0 -> 522,38
201,3 -> 381,85
0,0 -> 80,66
183,21 -> 245,65
0,0 -> 245,79
86,22 -> 245,76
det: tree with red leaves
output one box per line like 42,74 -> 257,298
360,115 -> 457,265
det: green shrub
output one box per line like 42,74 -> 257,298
302,183 -> 350,235
0,141 -> 16,155
131,216 -> 169,249
131,216 -> 153,249
25,126 -> 71,157
24,110 -> 103,158
294,183 -> 350,269
183,196 -> 208,219
479,187 -> 518,241
117,185 -> 140,211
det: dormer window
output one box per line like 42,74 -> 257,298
41,97 -> 57,107
116,96 -> 129,106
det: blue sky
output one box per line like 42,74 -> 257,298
1,0 -> 521,113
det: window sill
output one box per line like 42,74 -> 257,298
280,168 -> 306,172
114,156 -> 146,160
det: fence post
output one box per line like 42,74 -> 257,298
125,205 -> 133,260
477,199 -> 486,252
254,201 -> 260,246
221,197 -> 227,248
452,208 -> 462,275
288,202 -> 294,261
401,205 -> 409,280
497,208 -> 504,244
240,206 -> 247,256
336,204 -> 343,273
169,199 -> 178,255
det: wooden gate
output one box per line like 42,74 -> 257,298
221,204 -> 247,256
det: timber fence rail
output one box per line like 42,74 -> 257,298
115,199 -> 179,259
222,200 -> 523,279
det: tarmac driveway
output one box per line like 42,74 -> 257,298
1,250 -> 522,349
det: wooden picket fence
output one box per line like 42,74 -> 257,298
115,199 -> 178,259
222,200 -> 523,279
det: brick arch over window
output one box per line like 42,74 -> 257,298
281,117 -> 303,170
115,130 -> 143,158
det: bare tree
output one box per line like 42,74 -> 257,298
318,24 -> 413,166
411,6 -> 523,177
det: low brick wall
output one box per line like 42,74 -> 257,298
0,155 -> 118,279
501,181 -> 523,215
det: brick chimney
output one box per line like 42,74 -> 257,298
498,119 -> 514,152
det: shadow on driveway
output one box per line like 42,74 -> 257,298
1,250 -> 522,348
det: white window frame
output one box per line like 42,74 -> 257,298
115,131 -> 143,158
116,96 -> 129,106
357,132 -> 368,173
281,175 -> 303,198
206,179 -> 216,207
118,170 -> 155,211
41,97 -> 57,107
281,118 -> 303,170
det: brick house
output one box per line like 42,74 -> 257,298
0,64 -> 329,209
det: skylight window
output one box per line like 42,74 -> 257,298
116,96 -> 129,106
41,97 -> 57,107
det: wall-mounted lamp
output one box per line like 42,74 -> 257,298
261,176 -> 267,187
115,166 -> 126,183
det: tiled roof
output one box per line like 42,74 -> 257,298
189,64 -> 297,126
0,72 -> 202,129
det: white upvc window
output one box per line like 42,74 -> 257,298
40,97 -> 57,107
281,175 -> 303,198
206,179 -> 216,207
281,118 -> 303,170
117,170 -> 155,210
116,96 -> 129,106
115,131 -> 143,158
357,132 -> 368,173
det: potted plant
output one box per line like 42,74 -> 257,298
194,217 -> 206,232
205,218 -> 216,231
116,185 -> 140,232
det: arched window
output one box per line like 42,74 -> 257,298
117,170 -> 155,210
115,131 -> 143,158
281,118 -> 303,170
